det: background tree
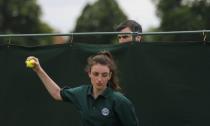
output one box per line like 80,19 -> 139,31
0,0 -> 54,46
150,0 -> 210,42
72,0 -> 127,44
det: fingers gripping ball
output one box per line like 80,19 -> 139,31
25,59 -> 36,68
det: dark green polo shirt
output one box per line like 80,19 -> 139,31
60,85 -> 139,126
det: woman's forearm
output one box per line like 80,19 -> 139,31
35,67 -> 62,101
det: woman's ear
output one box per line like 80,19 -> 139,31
109,72 -> 112,80
88,71 -> 91,78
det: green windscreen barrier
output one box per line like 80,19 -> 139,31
1,42 -> 210,126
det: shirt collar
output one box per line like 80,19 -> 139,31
87,85 -> 112,98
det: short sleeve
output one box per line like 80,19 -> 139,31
60,86 -> 86,106
60,87 -> 75,102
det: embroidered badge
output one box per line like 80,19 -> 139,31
101,107 -> 110,116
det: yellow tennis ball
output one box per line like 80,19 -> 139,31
25,59 -> 35,68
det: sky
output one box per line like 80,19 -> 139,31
37,0 -> 160,33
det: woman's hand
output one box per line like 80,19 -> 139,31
25,56 -> 42,72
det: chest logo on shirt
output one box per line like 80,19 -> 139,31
101,107 -> 110,116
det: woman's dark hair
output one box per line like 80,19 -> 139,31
85,51 -> 121,91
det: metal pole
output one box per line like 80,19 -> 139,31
0,30 -> 209,38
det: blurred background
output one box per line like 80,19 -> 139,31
0,0 -> 209,46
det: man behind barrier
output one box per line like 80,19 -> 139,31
116,20 -> 142,43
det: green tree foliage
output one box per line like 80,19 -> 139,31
72,0 -> 127,44
151,0 -> 210,42
0,0 -> 54,46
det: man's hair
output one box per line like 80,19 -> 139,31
115,20 -> 142,33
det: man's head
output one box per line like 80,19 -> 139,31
116,20 -> 142,43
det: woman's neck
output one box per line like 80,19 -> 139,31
92,87 -> 106,99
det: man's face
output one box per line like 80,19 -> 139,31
118,27 -> 133,44
118,27 -> 141,44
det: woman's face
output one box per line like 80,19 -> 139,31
88,63 -> 111,91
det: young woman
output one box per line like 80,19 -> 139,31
26,51 -> 139,126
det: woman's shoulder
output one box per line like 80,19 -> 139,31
112,91 -> 132,105
62,84 -> 90,92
